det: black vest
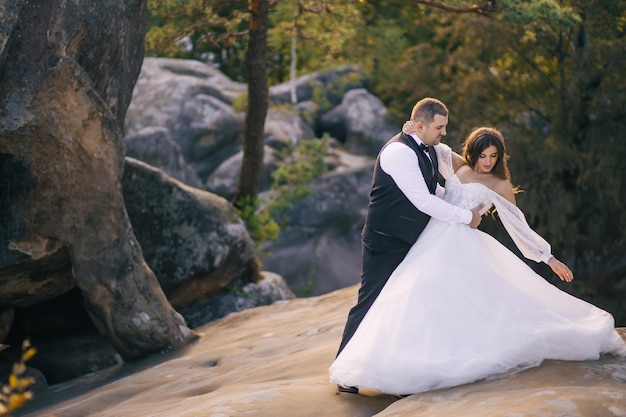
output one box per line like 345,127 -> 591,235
364,133 -> 439,244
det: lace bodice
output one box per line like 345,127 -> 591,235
435,144 -> 551,263
443,175 -> 494,214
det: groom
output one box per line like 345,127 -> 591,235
336,97 -> 482,394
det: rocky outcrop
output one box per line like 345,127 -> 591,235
124,57 -> 245,180
122,157 -> 259,308
1,153 -> 291,384
123,59 -> 396,297
205,145 -> 279,201
13,285 -> 626,417
177,271 -> 296,328
0,0 -> 196,361
125,126 -> 204,188
8,271 -> 294,385
319,88 -> 398,157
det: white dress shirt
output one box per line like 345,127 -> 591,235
379,135 -> 472,224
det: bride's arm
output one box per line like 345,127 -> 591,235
433,143 -> 454,179
489,188 -> 573,282
450,151 -> 466,172
493,178 -> 516,205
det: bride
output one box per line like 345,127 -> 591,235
329,126 -> 626,396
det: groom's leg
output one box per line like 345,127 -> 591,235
336,227 -> 411,357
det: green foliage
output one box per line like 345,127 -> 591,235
236,195 -> 281,248
343,1 -> 429,99
267,1 -> 361,83
145,0 -> 249,81
267,135 -> 330,223
499,0 -> 581,31
146,0 -> 362,84
231,92 -> 248,113
236,135 -> 330,248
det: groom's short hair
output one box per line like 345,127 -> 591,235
410,98 -> 448,125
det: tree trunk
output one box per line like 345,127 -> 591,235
233,0 -> 270,208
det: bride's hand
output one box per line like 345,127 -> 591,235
402,121 -> 416,135
548,257 -> 573,282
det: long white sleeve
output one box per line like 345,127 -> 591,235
488,191 -> 552,263
434,143 -> 456,180
436,142 -> 552,263
380,142 -> 472,224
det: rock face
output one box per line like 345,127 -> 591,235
12,285 -> 626,417
124,57 -> 245,180
124,126 -> 204,188
124,58 -> 394,297
0,0 -> 196,360
122,157 -> 259,308
319,88 -> 397,156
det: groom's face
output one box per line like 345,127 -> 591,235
418,114 -> 448,146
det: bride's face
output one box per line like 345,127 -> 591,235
475,145 -> 498,173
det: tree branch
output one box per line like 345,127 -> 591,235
403,0 -> 497,14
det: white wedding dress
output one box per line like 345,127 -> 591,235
329,144 -> 626,396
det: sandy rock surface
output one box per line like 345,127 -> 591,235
16,286 -> 626,417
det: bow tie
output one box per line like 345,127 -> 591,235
418,143 -> 430,152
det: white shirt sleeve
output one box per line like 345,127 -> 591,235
380,142 -> 472,224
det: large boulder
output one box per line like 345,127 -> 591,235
263,106 -> 317,149
122,157 -> 260,308
319,88 -> 398,157
269,65 -> 368,109
124,126 -> 204,188
205,145 -> 279,201
0,0 -> 195,360
177,271 -> 296,328
124,57 -> 245,180
0,155 -> 286,385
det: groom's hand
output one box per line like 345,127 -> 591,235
469,205 -> 483,229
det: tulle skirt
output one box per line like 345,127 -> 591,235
329,220 -> 626,396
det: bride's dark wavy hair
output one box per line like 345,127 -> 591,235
462,127 -> 512,182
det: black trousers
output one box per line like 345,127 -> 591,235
336,226 -> 413,357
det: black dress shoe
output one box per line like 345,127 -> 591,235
337,384 -> 359,394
